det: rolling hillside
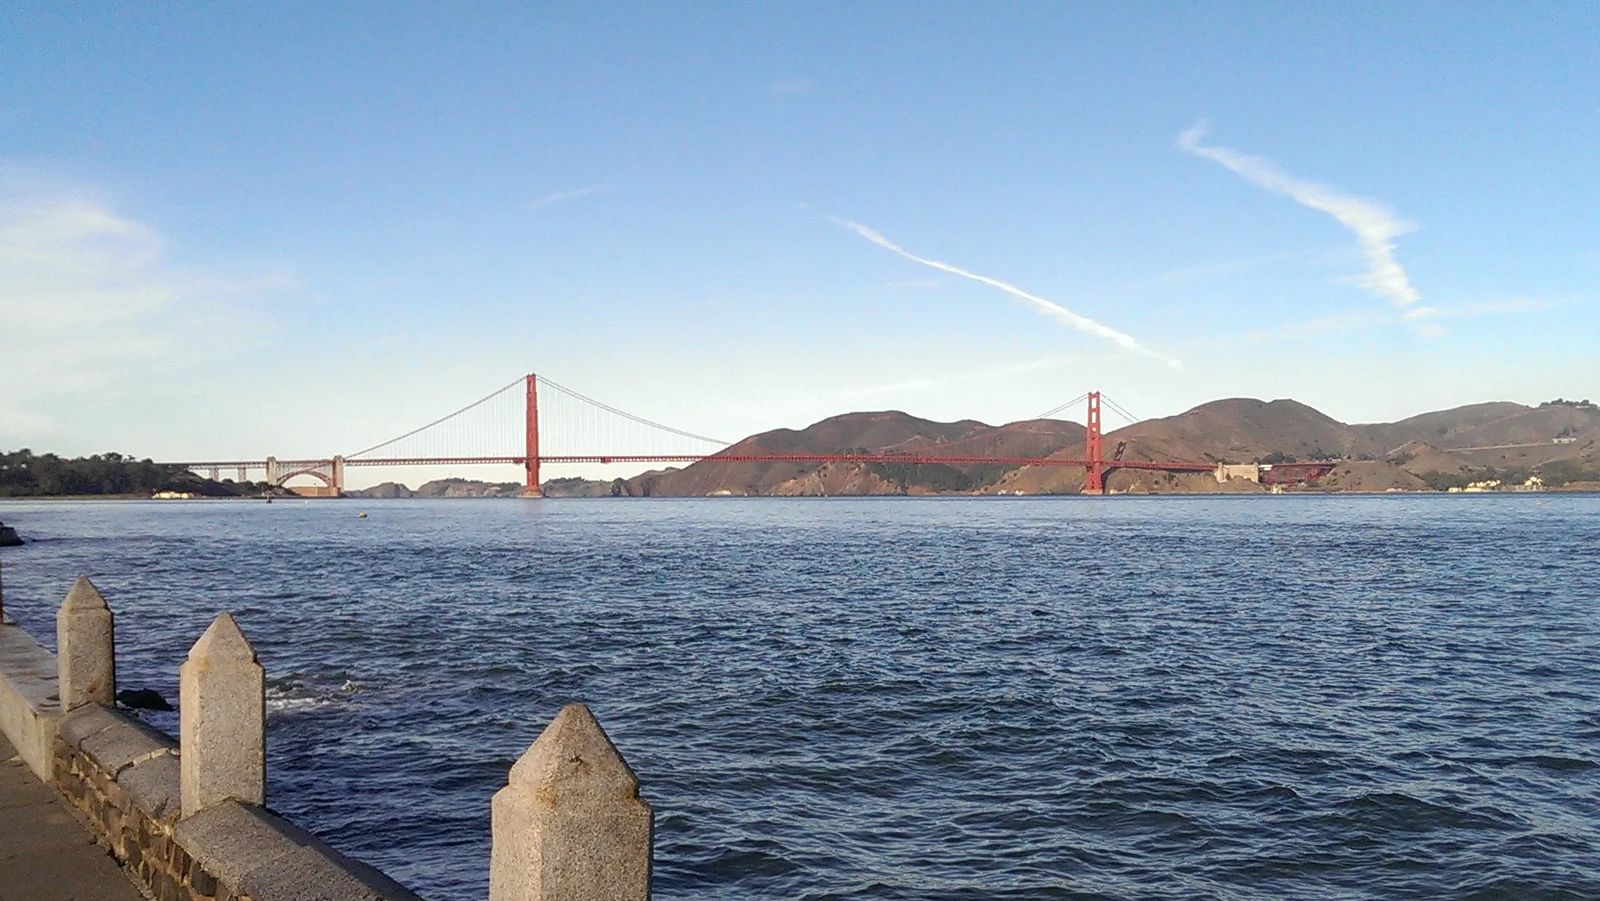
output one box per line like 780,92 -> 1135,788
624,411 -> 1083,496
626,395 -> 1600,496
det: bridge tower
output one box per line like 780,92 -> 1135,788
523,374 -> 542,497
1083,391 -> 1105,495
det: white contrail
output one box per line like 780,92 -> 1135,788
533,183 -> 619,206
832,217 -> 1180,367
1177,121 -> 1427,314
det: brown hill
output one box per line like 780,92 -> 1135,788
627,411 -> 1082,497
995,397 -> 1380,494
1318,461 -> 1429,492
1358,402 -> 1528,452
976,398 -> 1387,496
1106,398 -> 1381,463
986,397 -> 1580,495
1360,401 -> 1600,471
1095,398 -> 1598,486
1385,441 -> 1472,477
618,395 -> 1599,497
1363,401 -> 1600,457
1454,435 -> 1600,471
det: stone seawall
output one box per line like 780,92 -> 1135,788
0,570 -> 656,900
51,703 -> 420,901
1,617 -> 421,901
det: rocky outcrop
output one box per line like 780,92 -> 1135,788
541,477 -> 622,498
415,479 -> 522,498
348,482 -> 414,498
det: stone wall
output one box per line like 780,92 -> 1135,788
2,603 -> 422,901
50,702 -> 421,900
1,574 -> 655,901
53,704 -> 215,900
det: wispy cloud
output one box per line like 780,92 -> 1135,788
0,169 -> 283,438
1177,121 -> 1425,313
831,216 -> 1180,367
532,183 -> 620,206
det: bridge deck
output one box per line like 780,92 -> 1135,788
0,732 -> 145,901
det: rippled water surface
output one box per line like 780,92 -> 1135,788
3,496 -> 1599,899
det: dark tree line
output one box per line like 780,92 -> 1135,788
0,450 -> 261,497
1418,461 -> 1600,490
1536,459 -> 1600,487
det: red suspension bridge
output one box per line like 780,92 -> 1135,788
165,374 -> 1224,496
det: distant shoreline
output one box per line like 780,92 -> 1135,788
5,487 -> 1598,503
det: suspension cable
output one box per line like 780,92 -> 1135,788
345,376 -> 525,458
539,377 -> 728,446
1032,393 -> 1089,421
1101,395 -> 1141,425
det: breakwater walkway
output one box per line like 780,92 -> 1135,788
0,731 -> 145,901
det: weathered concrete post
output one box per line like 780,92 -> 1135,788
179,612 -> 265,817
490,704 -> 653,901
56,576 -> 115,709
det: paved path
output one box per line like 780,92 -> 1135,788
0,732 -> 147,901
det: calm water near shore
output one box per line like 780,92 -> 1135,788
2,495 -> 1598,899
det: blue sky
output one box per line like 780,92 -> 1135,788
3,3 -> 1596,485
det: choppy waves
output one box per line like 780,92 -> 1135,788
266,673 -> 361,715
2,495 -> 1599,898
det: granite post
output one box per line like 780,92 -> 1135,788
490,704 -> 653,901
56,576 -> 115,709
179,612 -> 266,817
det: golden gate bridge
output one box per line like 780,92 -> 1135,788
165,374 -> 1225,496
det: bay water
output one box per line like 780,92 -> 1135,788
1,495 -> 1597,899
